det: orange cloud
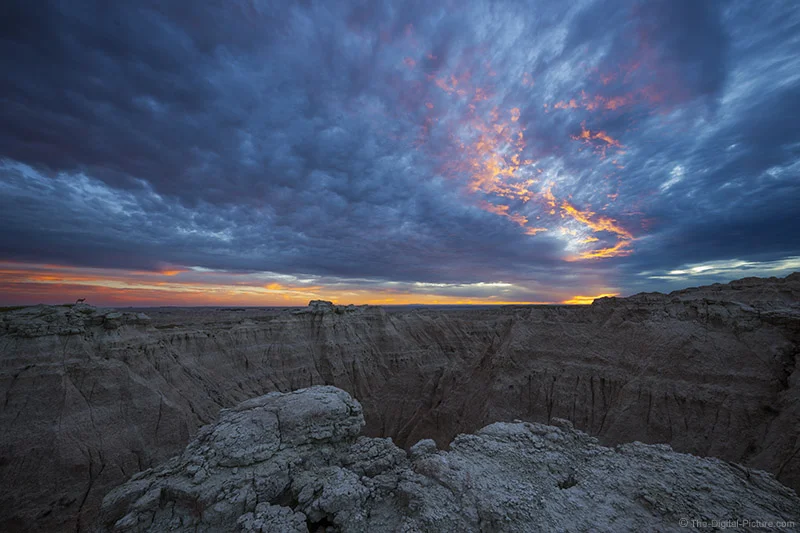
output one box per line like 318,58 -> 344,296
554,99 -> 579,110
576,240 -> 632,260
570,122 -> 623,159
555,199 -> 635,260
399,48 -> 644,259
524,227 -> 548,236
572,122 -> 621,147
549,86 -> 655,114
560,201 -> 633,240
481,202 -> 528,226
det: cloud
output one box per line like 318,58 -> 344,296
0,0 -> 799,303
638,256 -> 800,293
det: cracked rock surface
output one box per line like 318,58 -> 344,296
95,386 -> 800,533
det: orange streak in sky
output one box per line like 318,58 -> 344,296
524,227 -> 548,236
560,201 -> 633,240
550,87 -> 655,114
480,202 -> 528,226
571,122 -> 622,148
576,240 -> 632,259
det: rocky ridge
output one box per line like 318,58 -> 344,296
1,303 -> 151,337
1,273 -> 799,531
96,386 -> 800,532
292,300 -> 371,315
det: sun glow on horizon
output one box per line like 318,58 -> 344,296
0,261 -> 573,307
562,293 -> 620,305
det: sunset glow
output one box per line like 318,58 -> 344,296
0,262 -> 573,306
562,293 -> 620,305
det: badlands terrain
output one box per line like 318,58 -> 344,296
0,273 -> 799,531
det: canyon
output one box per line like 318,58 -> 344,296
0,273 -> 799,531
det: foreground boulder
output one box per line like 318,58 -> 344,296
96,386 -> 799,532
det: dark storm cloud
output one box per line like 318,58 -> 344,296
0,159 -> 565,286
565,0 -> 728,100
604,2 -> 800,281
1,0 -> 799,299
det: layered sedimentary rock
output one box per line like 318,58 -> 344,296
1,274 -> 799,531
96,386 -> 800,532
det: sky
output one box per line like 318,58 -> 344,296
1,0 -> 799,306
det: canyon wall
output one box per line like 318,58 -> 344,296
0,273 -> 798,531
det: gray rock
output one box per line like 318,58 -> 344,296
237,503 -> 307,533
0,304 -> 153,337
103,312 -> 124,329
408,439 -> 437,459
94,387 -> 800,533
294,300 -> 370,315
308,300 -> 335,310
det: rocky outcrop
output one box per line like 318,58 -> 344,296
95,386 -> 800,532
0,303 -> 150,337
293,300 -> 368,315
1,274 -> 799,531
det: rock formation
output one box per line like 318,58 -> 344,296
1,274 -> 799,531
95,386 -> 799,532
294,300 -> 365,315
1,303 -> 151,337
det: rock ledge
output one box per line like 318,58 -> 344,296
96,386 -> 799,532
